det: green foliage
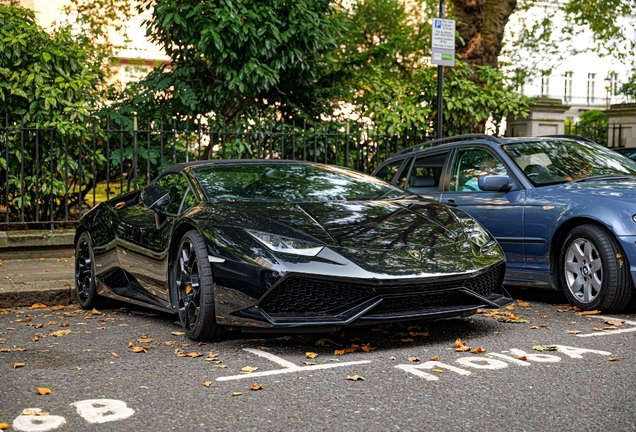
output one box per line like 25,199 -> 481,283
126,0 -> 344,121
0,3 -> 106,224
618,75 -> 636,98
577,110 -> 608,126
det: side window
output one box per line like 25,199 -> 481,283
375,159 -> 406,184
407,152 -> 449,193
450,148 -> 507,192
155,173 -> 190,215
180,188 -> 198,214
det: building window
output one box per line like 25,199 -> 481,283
564,71 -> 573,103
611,72 -> 619,96
541,73 -> 550,97
587,73 -> 596,104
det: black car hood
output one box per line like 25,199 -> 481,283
214,200 -> 463,250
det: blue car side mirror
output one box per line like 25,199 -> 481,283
478,175 -> 511,192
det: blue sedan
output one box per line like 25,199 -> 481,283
373,134 -> 636,312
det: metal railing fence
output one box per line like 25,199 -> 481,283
1,115 -> 434,228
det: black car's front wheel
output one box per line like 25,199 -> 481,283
173,230 -> 225,341
559,224 -> 634,312
74,232 -> 103,309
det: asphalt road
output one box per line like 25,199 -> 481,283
1,288 -> 635,431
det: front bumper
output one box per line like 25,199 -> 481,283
215,261 -> 511,329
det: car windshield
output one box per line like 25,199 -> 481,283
502,139 -> 636,186
192,163 -> 408,202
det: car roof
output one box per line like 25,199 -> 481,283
381,134 -> 590,164
159,159 -> 320,176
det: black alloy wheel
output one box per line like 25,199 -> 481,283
74,231 -> 102,309
174,230 -> 225,340
559,224 -> 634,312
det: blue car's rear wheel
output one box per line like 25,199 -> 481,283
174,230 -> 226,341
559,224 -> 634,312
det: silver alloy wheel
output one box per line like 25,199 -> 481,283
564,238 -> 602,304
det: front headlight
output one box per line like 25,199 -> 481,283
245,230 -> 324,257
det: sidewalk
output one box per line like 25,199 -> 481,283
0,230 -> 76,308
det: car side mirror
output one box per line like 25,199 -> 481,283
478,175 -> 511,192
141,184 -> 170,228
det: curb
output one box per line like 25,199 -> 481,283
0,229 -> 76,250
0,281 -> 75,309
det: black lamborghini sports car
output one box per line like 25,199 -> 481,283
75,160 -> 512,340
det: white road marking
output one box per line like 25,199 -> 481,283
575,315 -> 636,337
456,357 -> 508,370
70,399 -> 135,424
509,349 -> 562,362
552,345 -> 611,358
216,348 -> 371,382
12,409 -> 66,432
486,353 -> 531,366
395,361 -> 472,381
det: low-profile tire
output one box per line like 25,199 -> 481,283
559,224 -> 634,312
173,230 -> 226,341
74,232 -> 104,309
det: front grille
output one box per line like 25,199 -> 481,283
463,262 -> 505,296
257,262 -> 504,318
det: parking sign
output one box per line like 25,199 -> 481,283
432,18 -> 455,66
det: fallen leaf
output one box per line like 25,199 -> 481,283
118,324 -> 128,327
530,326 -> 539,329
137,338 -> 153,343
176,350 -> 203,358
215,365 -> 229,369
13,363 -> 25,368
389,356 -> 396,361
470,347 -> 486,354
0,348 -> 10,353
48,321 -> 58,325
516,300 -> 532,308
282,336 -> 292,341
14,348 -> 26,352
303,361 -> 317,365
131,347 -> 147,353
21,409 -> 49,416
506,305 -> 515,311
515,356 -> 528,361
608,357 -> 620,361
408,357 -> 420,362
409,331 -> 429,337
334,349 -> 345,356
540,324 -> 548,328
305,352 -> 318,359
346,375 -> 364,381
112,352 -> 119,357
454,338 -> 470,352
37,388 -> 51,395
616,253 -> 623,259
344,344 -> 360,353
128,342 -> 134,348
203,381 -> 213,387
171,331 -> 186,336
16,318 -> 32,323
50,330 -> 71,337
60,322 -> 70,327
430,355 -> 439,361
76,366 -> 82,370
566,330 -> 582,334
34,324 -> 43,329
603,318 -> 625,326
431,369 -> 444,373
576,310 -> 601,316
532,345 -> 558,351
249,383 -> 264,391
257,346 -> 269,351
361,343 -> 375,352
240,366 -> 258,374
163,341 -> 177,346
91,308 -> 101,315
231,392 -> 242,397
0,422 -> 9,429
401,338 -> 414,343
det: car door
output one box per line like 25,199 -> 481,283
440,146 -> 526,270
116,173 -> 194,305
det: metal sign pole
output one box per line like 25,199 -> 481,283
436,1 -> 445,140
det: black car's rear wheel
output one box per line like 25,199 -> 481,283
74,232 -> 103,309
174,230 -> 225,340
559,224 -> 634,312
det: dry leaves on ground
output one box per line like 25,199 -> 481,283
408,357 -> 420,362
532,345 -> 558,351
430,355 -> 439,361
50,330 -> 71,337
361,343 -> 375,352
176,350 -> 203,358
13,363 -> 25,369
608,357 -> 620,361
305,352 -> 318,359
409,332 -> 429,337
566,330 -> 582,334
203,381 -> 213,387
574,308 -> 601,315
346,375 -> 364,381
516,300 -> 532,308
454,338 -> 470,352
470,347 -> 486,354
241,366 -> 258,374
515,355 -> 528,361
604,318 -> 625,326
0,422 -> 9,429
231,392 -> 242,397
171,331 -> 186,336
36,388 -> 51,395
249,384 -> 264,391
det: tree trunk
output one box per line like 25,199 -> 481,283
452,0 -> 517,68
